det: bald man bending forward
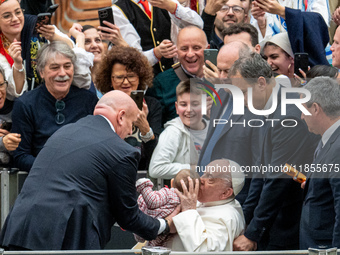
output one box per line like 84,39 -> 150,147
0,91 -> 161,250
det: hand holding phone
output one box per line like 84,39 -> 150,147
204,49 -> 218,71
98,7 -> 114,33
130,90 -> 144,110
34,13 -> 51,35
294,53 -> 309,78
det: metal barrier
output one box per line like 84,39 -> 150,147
0,249 -> 337,255
0,250 -> 309,255
0,169 -> 28,228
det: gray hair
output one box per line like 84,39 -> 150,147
229,52 -> 274,84
36,41 -> 76,74
304,77 -> 340,118
0,66 -> 5,81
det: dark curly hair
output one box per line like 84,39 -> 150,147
95,46 -> 154,94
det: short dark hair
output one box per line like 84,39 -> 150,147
306,65 -> 338,79
82,25 -> 96,32
222,23 -> 259,47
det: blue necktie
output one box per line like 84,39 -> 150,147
313,140 -> 323,161
199,96 -> 233,170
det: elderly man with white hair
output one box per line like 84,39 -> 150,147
166,159 -> 245,252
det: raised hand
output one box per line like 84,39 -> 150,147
8,39 -> 23,68
98,21 -> 129,47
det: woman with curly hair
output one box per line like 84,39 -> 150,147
96,46 -> 162,170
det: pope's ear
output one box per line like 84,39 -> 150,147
221,187 -> 234,200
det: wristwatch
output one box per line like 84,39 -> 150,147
161,218 -> 170,236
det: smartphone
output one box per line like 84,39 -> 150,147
0,121 -> 12,131
34,13 -> 51,35
294,53 -> 309,78
98,7 -> 114,33
204,49 -> 218,70
130,90 -> 144,110
46,4 -> 59,14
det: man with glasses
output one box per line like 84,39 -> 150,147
10,41 -> 98,172
201,0 -> 250,50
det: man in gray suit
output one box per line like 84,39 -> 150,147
230,52 -> 318,251
0,90 -> 176,250
300,77 -> 340,249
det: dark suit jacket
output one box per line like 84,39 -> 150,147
0,115 -> 159,250
300,125 -> 340,249
198,89 -> 261,204
243,86 -> 319,250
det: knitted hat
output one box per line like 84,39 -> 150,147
266,32 -> 294,58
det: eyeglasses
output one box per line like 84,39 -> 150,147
220,5 -> 244,14
0,8 -> 24,22
111,74 -> 138,85
0,81 -> 8,90
55,100 -> 65,125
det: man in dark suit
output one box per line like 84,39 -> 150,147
229,53 -> 318,250
300,77 -> 340,249
0,91 -> 175,250
198,41 -> 260,205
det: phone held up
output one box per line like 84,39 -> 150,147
294,53 -> 309,78
204,49 -> 218,71
130,90 -> 144,110
34,13 -> 51,35
98,7 -> 114,33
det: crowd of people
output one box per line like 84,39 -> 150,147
0,0 -> 340,252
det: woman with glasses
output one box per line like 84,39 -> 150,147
0,66 -> 21,166
96,46 -> 162,171
0,0 -> 79,93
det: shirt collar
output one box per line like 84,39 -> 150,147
321,119 -> 340,147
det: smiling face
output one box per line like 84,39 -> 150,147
177,27 -> 207,78
40,53 -> 74,100
83,28 -> 104,64
215,0 -> 247,36
111,63 -> 139,96
263,44 -> 294,78
0,0 -> 24,39
175,92 -> 203,130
